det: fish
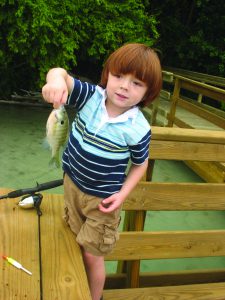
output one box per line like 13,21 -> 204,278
45,105 -> 69,168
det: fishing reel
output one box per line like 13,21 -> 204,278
18,193 -> 43,216
0,179 -> 63,216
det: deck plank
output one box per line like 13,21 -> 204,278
0,188 -> 40,300
103,282 -> 225,300
40,193 -> 91,300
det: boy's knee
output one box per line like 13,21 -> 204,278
83,250 -> 103,263
82,250 -> 104,271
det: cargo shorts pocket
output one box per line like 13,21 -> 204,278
99,220 -> 120,254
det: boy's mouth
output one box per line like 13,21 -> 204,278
115,93 -> 128,100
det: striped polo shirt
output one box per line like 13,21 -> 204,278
62,78 -> 151,198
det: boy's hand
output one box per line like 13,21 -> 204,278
98,193 -> 124,213
42,78 -> 68,108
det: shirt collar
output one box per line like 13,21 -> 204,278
96,85 -> 139,124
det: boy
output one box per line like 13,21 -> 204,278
42,43 -> 162,300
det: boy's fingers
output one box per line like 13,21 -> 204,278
53,90 -> 68,108
101,201 -> 111,208
99,203 -> 114,213
42,83 -> 68,107
53,102 -> 60,109
62,90 -> 68,104
102,195 -> 114,204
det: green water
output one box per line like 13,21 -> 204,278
0,104 -> 64,192
1,104 -> 225,273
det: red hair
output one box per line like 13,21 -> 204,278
100,43 -> 162,107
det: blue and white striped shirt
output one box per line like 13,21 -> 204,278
62,78 -> 151,198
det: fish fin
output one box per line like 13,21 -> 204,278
43,138 -> 50,150
49,156 -> 61,169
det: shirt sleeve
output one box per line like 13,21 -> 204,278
67,78 -> 96,110
129,129 -> 151,165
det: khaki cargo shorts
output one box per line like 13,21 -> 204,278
63,173 -> 121,256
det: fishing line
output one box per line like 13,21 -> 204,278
37,208 -> 43,300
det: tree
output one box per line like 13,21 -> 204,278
150,0 -> 225,76
0,0 -> 159,98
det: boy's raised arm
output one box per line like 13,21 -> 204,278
42,67 -> 74,108
99,160 -> 148,213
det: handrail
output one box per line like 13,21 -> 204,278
151,126 -> 225,144
167,75 -> 225,127
164,67 -> 225,88
174,74 -> 225,103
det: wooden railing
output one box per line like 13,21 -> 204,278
104,126 -> 225,300
154,70 -> 225,183
167,75 -> 225,129
141,71 -> 173,126
164,67 -> 225,89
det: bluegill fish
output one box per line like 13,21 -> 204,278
45,105 -> 69,168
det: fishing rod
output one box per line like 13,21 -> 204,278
0,179 -> 63,216
0,179 -> 63,200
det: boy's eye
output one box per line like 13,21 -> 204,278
113,74 -> 121,78
133,81 -> 142,86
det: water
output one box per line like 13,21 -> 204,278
1,103 -> 225,273
0,104 -> 64,193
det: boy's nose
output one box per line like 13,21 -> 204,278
120,79 -> 129,90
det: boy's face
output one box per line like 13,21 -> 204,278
106,72 -> 147,115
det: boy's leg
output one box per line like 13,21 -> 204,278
82,250 -> 105,300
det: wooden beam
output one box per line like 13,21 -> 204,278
160,89 -> 171,100
150,140 -> 225,161
173,117 -> 194,128
164,67 -> 225,88
178,99 -> 225,129
40,194 -> 91,300
106,230 -> 225,261
0,189 -> 40,299
151,126 -> 225,144
105,269 -> 225,289
162,71 -> 174,83
175,75 -> 225,103
167,78 -> 181,126
184,161 -> 225,183
103,282 -> 225,299
123,182 -> 225,211
139,269 -> 225,287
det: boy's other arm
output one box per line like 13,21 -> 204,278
42,68 -> 74,108
99,159 -> 148,213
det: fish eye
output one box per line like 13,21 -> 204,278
61,121 -> 64,125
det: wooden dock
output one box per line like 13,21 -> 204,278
0,189 -> 91,300
143,70 -> 225,183
1,127 -> 225,299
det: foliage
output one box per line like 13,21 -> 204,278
1,0 -> 224,101
150,0 -> 225,77
0,0 -> 159,98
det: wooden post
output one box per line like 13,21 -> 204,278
167,77 -> 181,127
116,211 -> 131,274
197,81 -> 205,103
126,211 -> 146,288
125,159 -> 156,288
151,96 -> 160,125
